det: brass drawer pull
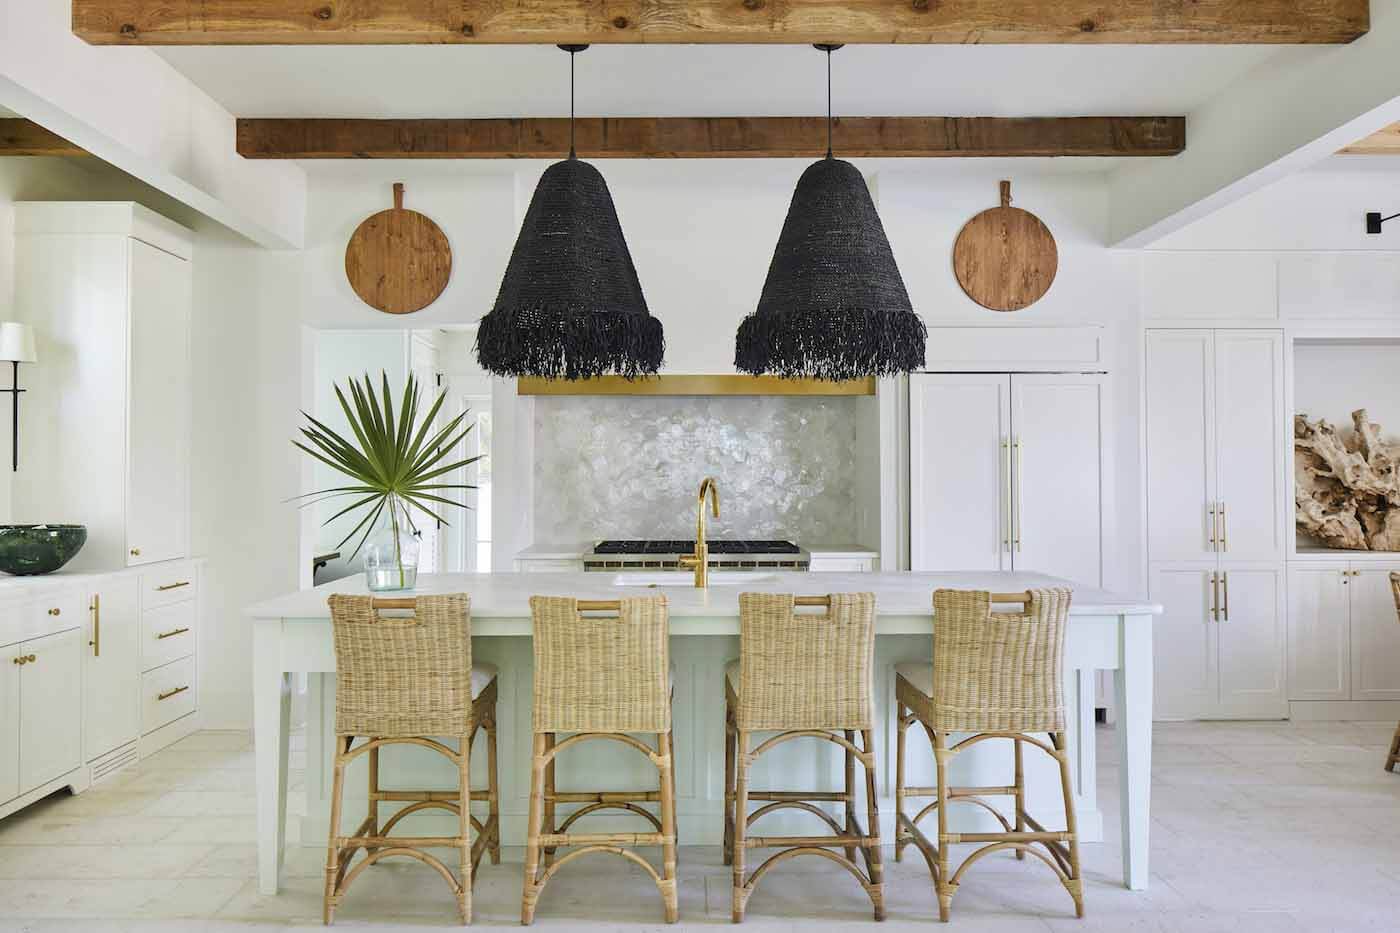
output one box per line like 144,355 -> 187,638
90,595 -> 100,657
48,607 -> 60,616
11,656 -> 24,665
130,547 -> 141,557
14,653 -> 38,664
156,627 -> 190,640
156,581 -> 191,592
157,685 -> 190,701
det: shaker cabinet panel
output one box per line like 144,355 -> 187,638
1213,332 -> 1286,563
1149,566 -> 1215,721
1011,374 -> 1104,588
1350,567 -> 1400,702
17,629 -> 82,792
910,374 -> 1010,573
125,239 -> 192,567
1287,567 -> 1351,702
84,577 -> 142,761
0,650 -> 18,802
1215,567 -> 1287,718
1145,331 -> 1216,563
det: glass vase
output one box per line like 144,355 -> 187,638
363,496 -> 420,592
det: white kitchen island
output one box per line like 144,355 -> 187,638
245,571 -> 1158,896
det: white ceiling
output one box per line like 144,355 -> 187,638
155,43 -> 1292,119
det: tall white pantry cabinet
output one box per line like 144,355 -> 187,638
1145,330 -> 1288,719
1,203 -> 201,821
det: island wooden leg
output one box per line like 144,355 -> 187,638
1115,614 -> 1153,891
253,622 -> 292,896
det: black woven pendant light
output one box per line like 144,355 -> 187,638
735,45 -> 926,380
476,45 -> 663,380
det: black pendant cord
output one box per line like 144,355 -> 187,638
813,43 -> 843,159
558,43 -> 588,159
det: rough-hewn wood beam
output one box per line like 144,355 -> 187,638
237,116 -> 1186,159
1340,121 -> 1400,154
0,119 -> 86,156
74,1 -> 1370,45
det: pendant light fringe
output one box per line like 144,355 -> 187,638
735,305 -> 926,380
476,304 -> 664,381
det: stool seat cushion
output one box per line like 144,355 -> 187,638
471,661 -> 499,699
894,662 -> 933,698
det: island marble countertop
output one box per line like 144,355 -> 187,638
246,570 -> 1158,621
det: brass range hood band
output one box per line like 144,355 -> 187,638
518,374 -> 875,396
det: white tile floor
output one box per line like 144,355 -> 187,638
1,721 -> 1398,931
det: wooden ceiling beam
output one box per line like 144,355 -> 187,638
0,120 -> 86,157
74,1 -> 1369,45
1339,122 -> 1400,155
237,116 -> 1186,160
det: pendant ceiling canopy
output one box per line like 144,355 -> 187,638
735,45 -> 926,381
476,45 -> 663,381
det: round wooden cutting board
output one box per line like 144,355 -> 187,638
345,183 -> 452,315
952,181 -> 1057,313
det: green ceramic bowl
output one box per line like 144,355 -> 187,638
0,524 -> 88,575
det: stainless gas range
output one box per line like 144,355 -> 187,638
581,539 -> 809,572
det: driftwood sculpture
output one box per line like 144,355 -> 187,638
1295,409 -> 1400,551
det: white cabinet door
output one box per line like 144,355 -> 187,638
1011,374 -> 1104,587
1149,566 -> 1215,720
1287,566 -> 1351,701
0,646 -> 18,802
1146,331 -> 1217,563
125,239 -> 192,567
84,577 -> 142,760
18,629 -> 83,791
1213,331 -> 1285,563
1350,567 -> 1400,701
1216,567 -> 1287,718
910,374 -> 1011,572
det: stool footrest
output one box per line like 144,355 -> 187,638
550,791 -> 661,803
743,790 -> 847,802
746,834 -> 878,849
339,835 -> 464,848
943,831 -> 1072,844
537,831 -> 668,848
372,790 -> 491,802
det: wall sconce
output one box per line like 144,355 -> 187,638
1366,211 -> 1400,234
0,323 -> 37,472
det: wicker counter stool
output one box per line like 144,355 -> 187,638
894,588 -> 1082,922
323,594 -> 500,926
1388,573 -> 1400,773
522,596 -> 678,925
724,592 -> 883,923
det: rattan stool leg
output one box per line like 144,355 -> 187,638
843,729 -> 858,865
895,701 -> 909,863
933,730 -> 954,923
1014,736 -> 1026,861
723,696 -> 737,867
486,708 -> 501,864
1387,721 -> 1400,773
731,729 -> 751,923
1054,732 -> 1085,919
323,740 -> 348,926
521,732 -> 547,926
862,728 -> 886,921
659,728 -> 680,923
542,732 -> 557,869
457,732 -> 472,925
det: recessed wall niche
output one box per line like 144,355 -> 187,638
1293,338 -> 1400,553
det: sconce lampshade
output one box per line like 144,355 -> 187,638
0,323 -> 36,364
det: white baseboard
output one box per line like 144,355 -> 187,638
1288,700 -> 1400,721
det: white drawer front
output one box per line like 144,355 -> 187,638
141,564 -> 198,611
143,601 -> 195,672
141,656 -> 195,734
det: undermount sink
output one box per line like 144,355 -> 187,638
611,572 -> 778,587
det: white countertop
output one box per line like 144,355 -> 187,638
246,570 -> 1157,620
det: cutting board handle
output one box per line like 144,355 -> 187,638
1000,179 -> 1012,208
393,182 -> 404,210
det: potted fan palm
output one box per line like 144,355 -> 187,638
295,371 -> 481,591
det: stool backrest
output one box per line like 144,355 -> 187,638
736,592 -> 876,732
328,593 -> 473,738
930,588 -> 1073,733
530,595 -> 671,734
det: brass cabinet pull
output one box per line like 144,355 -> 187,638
130,547 -> 141,557
1001,438 -> 1012,552
1219,502 -> 1228,553
1210,572 -> 1219,622
89,595 -> 100,657
47,607 -> 60,616
156,627 -> 190,640
156,581 -> 190,592
1222,571 -> 1230,622
157,685 -> 190,701
1012,437 -> 1023,553
11,656 -> 23,665
1207,503 -> 1217,550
